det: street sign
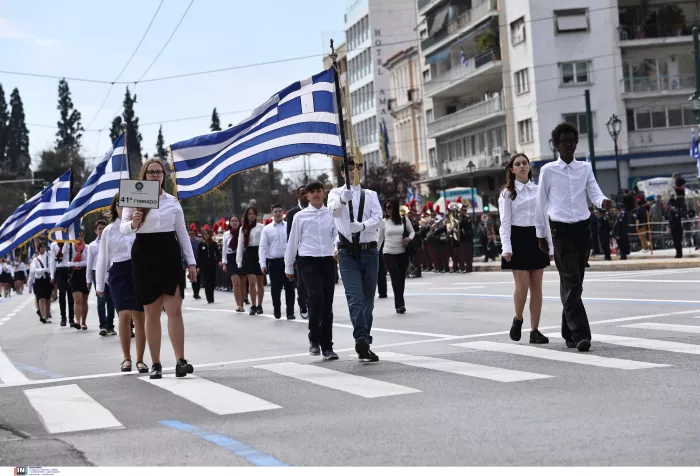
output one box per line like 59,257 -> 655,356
118,179 -> 160,209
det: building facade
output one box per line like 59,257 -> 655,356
323,42 -> 350,185
345,0 -> 418,169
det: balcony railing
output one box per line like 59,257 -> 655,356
427,95 -> 504,137
618,22 -> 694,42
424,50 -> 498,97
421,0 -> 497,51
623,74 -> 694,93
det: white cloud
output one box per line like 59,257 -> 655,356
0,17 -> 58,47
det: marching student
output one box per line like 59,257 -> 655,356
197,225 -> 220,304
498,153 -> 553,344
67,230 -> 90,330
535,122 -> 611,352
285,180 -> 338,359
328,156 -> 383,362
0,257 -> 13,297
28,243 -> 52,323
13,257 -> 27,295
379,198 -> 414,314
87,220 -> 115,336
286,186 -> 309,319
260,204 -> 295,319
120,158 -> 197,380
222,215 -> 246,312
97,193 -> 148,373
50,240 -> 75,327
188,228 -> 202,300
237,205 -> 265,315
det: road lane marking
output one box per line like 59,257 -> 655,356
140,374 -> 280,415
380,351 -> 553,382
621,322 -> 700,334
255,362 -> 421,398
562,334 -> 700,355
23,384 -> 123,433
0,346 -> 29,384
454,341 -> 669,370
403,293 -> 700,306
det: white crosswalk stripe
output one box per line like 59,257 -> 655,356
23,384 -> 123,434
454,341 -> 669,370
380,351 -> 554,382
620,323 -> 700,334
255,362 -> 421,398
570,334 -> 700,355
140,375 -> 281,415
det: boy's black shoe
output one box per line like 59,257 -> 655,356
322,349 -> 339,360
309,343 -> 321,356
529,329 -> 549,344
249,306 -> 257,315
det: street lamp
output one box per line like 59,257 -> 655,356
439,176 -> 447,211
606,114 -> 623,194
690,93 -> 700,123
467,160 -> 476,235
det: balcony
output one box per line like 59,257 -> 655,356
623,74 -> 694,95
421,0 -> 497,54
427,95 -> 505,138
424,50 -> 500,98
618,2 -> 698,47
418,0 -> 445,16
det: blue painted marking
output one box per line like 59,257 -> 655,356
404,293 -> 700,307
159,420 -> 289,467
11,363 -> 65,379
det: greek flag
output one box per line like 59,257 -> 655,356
53,134 -> 129,233
406,185 -> 415,203
0,169 -> 71,258
172,68 -> 343,200
691,128 -> 700,177
460,48 -> 468,66
380,119 -> 390,162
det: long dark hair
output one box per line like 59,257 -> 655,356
228,214 -> 240,244
502,153 -> 532,200
242,206 -> 258,247
387,198 -> 401,225
108,193 -> 120,223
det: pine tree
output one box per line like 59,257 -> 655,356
0,84 -> 8,171
210,108 -> 221,132
55,79 -> 84,152
122,87 -> 143,174
109,116 -> 122,143
6,88 -> 30,177
156,126 -> 167,160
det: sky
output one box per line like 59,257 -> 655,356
0,0 -> 347,183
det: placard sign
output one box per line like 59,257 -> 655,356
118,179 -> 160,209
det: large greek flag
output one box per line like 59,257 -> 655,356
53,133 -> 129,232
171,68 -> 343,200
0,169 -> 71,258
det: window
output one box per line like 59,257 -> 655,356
635,109 -> 652,130
517,119 -> 533,144
560,61 -> 590,85
423,70 -> 430,83
562,112 -> 590,135
429,148 -> 436,168
510,17 -> 525,45
668,107 -> 683,127
554,8 -> 588,33
514,68 -> 529,94
426,109 -> 434,123
651,107 -> 667,128
631,105 -> 694,130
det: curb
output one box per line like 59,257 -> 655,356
472,258 -> 700,272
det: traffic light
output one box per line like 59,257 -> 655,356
482,193 -> 490,213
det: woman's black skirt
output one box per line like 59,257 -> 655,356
242,246 -> 262,276
34,277 -> 52,299
70,267 -> 90,294
108,260 -> 144,313
14,271 -> 26,282
226,252 -> 244,278
132,232 -> 186,306
501,226 -> 550,271
0,272 -> 11,284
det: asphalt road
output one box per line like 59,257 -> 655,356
1,267 -> 700,467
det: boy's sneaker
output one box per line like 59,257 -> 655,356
99,329 -> 108,337
308,342 -> 321,356
529,329 -> 549,344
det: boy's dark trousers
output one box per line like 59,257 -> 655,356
267,258 -> 295,316
550,220 -> 592,344
298,256 -> 336,351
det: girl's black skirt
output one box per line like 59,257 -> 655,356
226,252 -> 244,278
14,271 -> 26,282
132,232 -> 185,306
501,226 -> 550,271
70,267 -> 90,294
108,260 -> 143,313
34,277 -> 52,299
242,246 -> 262,276
0,272 -> 11,284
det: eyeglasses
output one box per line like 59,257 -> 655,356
146,170 -> 164,177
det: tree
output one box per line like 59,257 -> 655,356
37,148 -> 86,188
156,126 -> 167,161
109,116 -> 122,143
363,157 -> 419,204
6,88 -> 30,177
55,79 -> 83,152
0,84 -> 8,171
210,108 -> 221,132
122,87 -> 143,174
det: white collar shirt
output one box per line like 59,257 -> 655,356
284,205 -> 337,274
235,223 -> 265,268
259,220 -> 287,268
535,157 -> 608,238
499,180 -> 553,255
96,219 -> 135,293
327,185 -> 382,244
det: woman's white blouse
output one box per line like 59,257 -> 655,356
236,223 -> 264,268
380,218 -> 415,255
96,219 -> 136,293
120,192 -> 196,266
498,180 -> 553,256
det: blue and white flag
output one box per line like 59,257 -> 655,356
406,185 -> 415,203
0,169 -> 71,258
53,134 -> 129,233
691,128 -> 700,178
460,48 -> 468,66
171,68 -> 343,200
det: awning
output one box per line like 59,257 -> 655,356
429,7 -> 449,36
426,46 -> 451,64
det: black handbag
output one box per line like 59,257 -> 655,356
402,217 -> 418,256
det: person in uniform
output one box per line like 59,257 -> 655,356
613,205 -> 630,260
197,225 -> 220,304
67,230 -> 90,330
222,215 -> 246,312
120,158 -> 197,380
237,206 -> 265,315
260,204 -> 295,320
0,257 -> 13,297
458,206 -> 474,273
596,209 -> 611,261
668,203 -> 684,258
87,220 -> 115,335
28,243 -> 52,323
97,193 -> 148,373
50,240 -> 75,326
286,186 -> 310,319
13,257 -> 27,295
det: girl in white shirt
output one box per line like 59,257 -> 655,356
237,206 -> 265,315
28,243 -> 52,323
221,215 -> 245,312
498,153 -> 553,345
379,198 -> 415,314
120,158 -> 197,380
0,258 -> 12,297
13,258 -> 27,295
97,193 -> 148,373
68,230 -> 90,330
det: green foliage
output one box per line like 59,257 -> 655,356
6,88 -> 30,178
0,83 -> 8,171
363,158 -> 419,204
210,108 -> 221,132
55,79 -> 83,152
122,87 -> 143,176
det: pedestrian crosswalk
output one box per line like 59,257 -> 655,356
9,322 -> 700,436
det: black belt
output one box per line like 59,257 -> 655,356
337,241 -> 377,251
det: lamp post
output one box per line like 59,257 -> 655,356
467,160 -> 476,233
501,148 -> 510,166
691,27 -> 700,123
606,114 -> 622,194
